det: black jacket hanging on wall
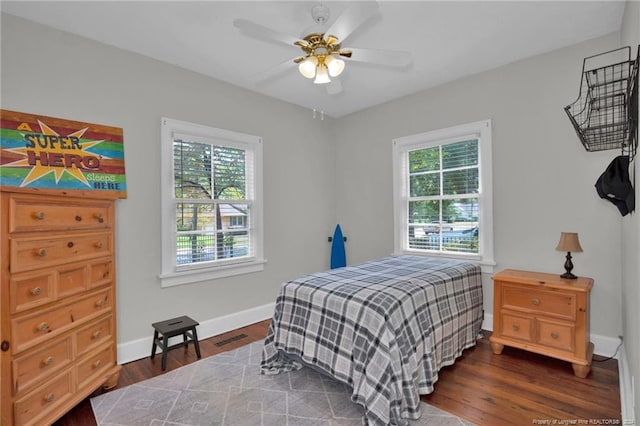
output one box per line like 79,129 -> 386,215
595,155 -> 635,216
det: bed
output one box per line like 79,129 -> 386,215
260,255 -> 483,425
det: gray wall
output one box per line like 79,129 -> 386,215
621,1 -> 639,422
333,33 -> 624,339
1,13 -> 337,343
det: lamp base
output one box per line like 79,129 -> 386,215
560,272 -> 578,280
560,251 -> 578,279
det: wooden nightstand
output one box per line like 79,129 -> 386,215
489,269 -> 594,378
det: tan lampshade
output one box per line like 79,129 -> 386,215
556,232 -> 583,253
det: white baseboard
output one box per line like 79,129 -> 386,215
481,313 -> 621,358
619,344 -> 636,425
117,302 -> 275,364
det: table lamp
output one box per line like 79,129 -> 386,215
556,232 -> 583,279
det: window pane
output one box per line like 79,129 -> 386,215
214,146 -> 246,200
442,140 -> 478,169
409,200 -> 439,226
410,172 -> 440,197
174,140 -> 213,199
219,203 -> 248,230
176,203 -> 216,232
443,168 -> 479,195
221,229 -> 249,258
176,233 -> 215,265
409,147 -> 439,172
443,198 -> 479,254
408,200 -> 438,247
450,198 -> 479,222
408,198 -> 479,254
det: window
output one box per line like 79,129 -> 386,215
160,118 -> 264,287
392,120 -> 494,272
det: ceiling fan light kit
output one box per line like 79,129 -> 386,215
295,33 -> 348,84
298,52 -> 346,83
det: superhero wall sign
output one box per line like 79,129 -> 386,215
0,110 -> 126,198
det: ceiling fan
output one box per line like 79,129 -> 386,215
233,2 -> 412,92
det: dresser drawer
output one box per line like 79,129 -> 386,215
14,370 -> 74,426
8,195 -> 112,233
10,271 -> 54,314
89,260 -> 113,289
12,288 -> 111,354
10,232 -> 111,273
76,315 -> 113,356
537,318 -> 575,353
501,284 -> 576,320
13,336 -> 73,395
57,264 -> 89,298
501,313 -> 533,342
77,345 -> 115,389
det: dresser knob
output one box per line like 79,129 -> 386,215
67,241 -> 75,248
37,322 -> 49,332
512,324 -> 520,331
551,332 -> 559,339
43,356 -> 54,366
75,215 -> 82,221
95,299 -> 105,308
531,298 -> 540,306
95,242 -> 104,249
44,393 -> 55,403
93,359 -> 102,369
96,213 -> 104,223
34,211 -> 45,220
1,341 -> 9,352
37,248 -> 47,257
31,287 -> 42,296
93,330 -> 102,339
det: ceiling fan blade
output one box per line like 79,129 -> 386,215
324,2 -> 379,44
249,57 -> 297,83
233,18 -> 301,47
326,77 -> 343,95
346,47 -> 412,67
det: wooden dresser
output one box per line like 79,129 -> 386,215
1,190 -> 122,425
489,269 -> 594,378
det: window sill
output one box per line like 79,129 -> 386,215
159,258 -> 267,288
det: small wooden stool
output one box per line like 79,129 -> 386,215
151,315 -> 201,370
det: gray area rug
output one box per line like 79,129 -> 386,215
91,341 -> 471,425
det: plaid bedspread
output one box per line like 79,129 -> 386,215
260,255 -> 483,425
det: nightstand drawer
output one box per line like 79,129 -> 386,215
501,313 -> 533,342
502,284 -> 576,320
537,319 -> 575,353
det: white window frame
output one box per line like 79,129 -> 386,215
392,119 -> 495,273
159,117 -> 265,287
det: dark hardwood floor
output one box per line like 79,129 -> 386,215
53,321 -> 620,426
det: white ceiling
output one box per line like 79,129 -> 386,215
1,1 -> 627,118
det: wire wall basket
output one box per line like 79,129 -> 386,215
565,45 -> 638,160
